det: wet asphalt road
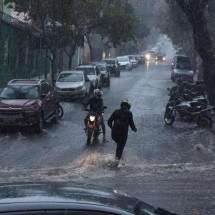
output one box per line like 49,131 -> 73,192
0,64 -> 215,215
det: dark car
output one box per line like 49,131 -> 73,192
0,79 -> 58,133
92,62 -> 111,87
171,55 -> 194,82
0,182 -> 178,215
102,58 -> 120,77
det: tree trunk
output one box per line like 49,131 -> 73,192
51,49 -> 57,86
189,12 -> 215,104
86,34 -> 93,62
176,0 -> 215,105
68,47 -> 76,69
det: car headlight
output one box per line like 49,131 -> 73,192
89,116 -> 96,122
145,54 -> 151,61
76,86 -> 84,90
55,86 -> 61,91
163,57 -> 166,61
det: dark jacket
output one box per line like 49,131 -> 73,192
108,108 -> 136,142
85,96 -> 104,113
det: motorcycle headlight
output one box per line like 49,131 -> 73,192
89,116 -> 96,122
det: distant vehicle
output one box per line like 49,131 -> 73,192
156,53 -> 167,62
92,62 -> 110,87
128,55 -> 138,67
171,55 -> 194,82
144,51 -> 158,62
117,56 -> 132,70
76,64 -> 102,89
102,58 -> 120,77
0,182 -> 178,215
133,54 -> 144,64
55,71 -> 90,99
0,79 -> 58,133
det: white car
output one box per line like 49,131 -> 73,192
128,55 -> 138,67
76,65 -> 102,88
55,71 -> 89,99
117,56 -> 132,70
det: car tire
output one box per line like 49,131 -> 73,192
197,115 -> 213,128
57,104 -> 64,120
34,113 -> 44,133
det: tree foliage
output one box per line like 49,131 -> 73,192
5,0 -> 136,81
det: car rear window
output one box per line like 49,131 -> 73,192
77,67 -> 96,76
58,73 -> 83,82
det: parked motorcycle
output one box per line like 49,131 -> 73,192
164,99 -> 213,127
168,81 -> 206,101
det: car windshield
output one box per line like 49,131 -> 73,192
117,57 -> 129,62
104,60 -> 115,64
0,85 -> 39,99
97,65 -> 106,71
77,67 -> 96,76
58,73 -> 83,82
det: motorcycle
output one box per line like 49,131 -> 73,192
164,99 -> 213,128
85,107 -> 106,145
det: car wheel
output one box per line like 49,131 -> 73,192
197,115 -> 213,128
34,113 -> 44,133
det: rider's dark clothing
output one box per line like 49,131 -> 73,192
84,96 -> 106,136
84,96 -> 104,113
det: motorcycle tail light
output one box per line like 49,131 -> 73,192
89,116 -> 96,122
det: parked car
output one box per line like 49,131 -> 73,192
55,71 -> 90,99
171,55 -> 194,82
0,79 -> 58,133
92,62 -> 110,87
102,58 -> 120,77
0,182 -> 178,215
128,55 -> 138,67
76,65 -> 102,90
117,56 -> 132,70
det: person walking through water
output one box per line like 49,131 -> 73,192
108,100 -> 137,167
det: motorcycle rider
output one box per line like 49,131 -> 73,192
108,100 -> 137,167
84,89 -> 106,142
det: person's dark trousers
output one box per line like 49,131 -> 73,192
100,115 -> 106,136
115,140 -> 127,160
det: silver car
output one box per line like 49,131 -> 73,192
55,71 -> 89,99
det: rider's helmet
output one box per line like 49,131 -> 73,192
120,99 -> 131,110
94,89 -> 103,98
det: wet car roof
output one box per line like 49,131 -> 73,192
0,182 -> 156,214
77,65 -> 95,68
60,70 -> 84,74
8,79 -> 43,86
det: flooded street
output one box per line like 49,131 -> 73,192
0,64 -> 215,215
